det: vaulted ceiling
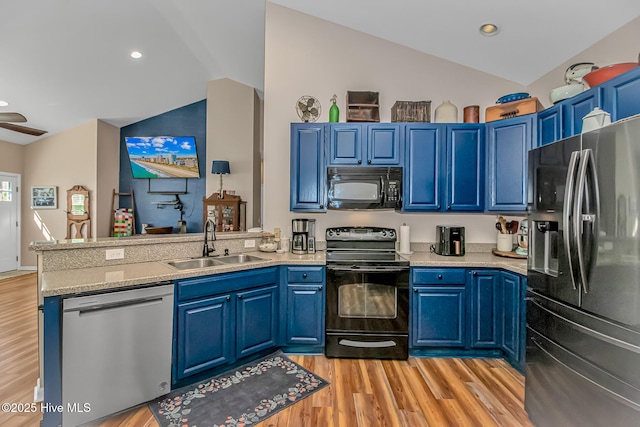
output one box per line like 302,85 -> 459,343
1,0 -> 638,145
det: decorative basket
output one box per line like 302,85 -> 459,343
391,101 -> 431,122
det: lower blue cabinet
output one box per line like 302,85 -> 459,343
283,266 -> 325,348
236,285 -> 278,358
412,285 -> 466,347
469,270 -> 501,348
174,268 -> 279,383
501,271 -> 526,371
176,294 -> 234,380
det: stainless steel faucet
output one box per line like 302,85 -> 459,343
203,219 -> 216,257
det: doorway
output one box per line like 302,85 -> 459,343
0,173 -> 20,272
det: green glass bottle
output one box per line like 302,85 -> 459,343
329,94 -> 339,122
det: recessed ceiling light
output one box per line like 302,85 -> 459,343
0,100 -> 8,107
479,23 -> 500,36
130,51 -> 143,59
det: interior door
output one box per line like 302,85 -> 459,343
0,173 -> 19,272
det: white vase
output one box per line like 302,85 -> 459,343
434,100 -> 458,123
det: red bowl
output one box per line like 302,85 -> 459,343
583,62 -> 638,87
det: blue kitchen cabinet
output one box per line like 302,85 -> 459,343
601,66 -> 640,121
174,268 -> 279,383
236,285 -> 278,358
537,103 -> 563,147
562,86 -> 603,137
501,271 -> 524,371
403,124 -> 445,211
485,115 -> 534,212
290,123 -> 326,211
175,294 -> 234,380
404,124 -> 483,212
411,268 -> 467,347
469,270 -> 502,348
328,123 -> 401,166
328,123 -> 362,165
446,124 -> 484,211
283,266 -> 325,349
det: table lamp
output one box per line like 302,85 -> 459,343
211,160 -> 230,197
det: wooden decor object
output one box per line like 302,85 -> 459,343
391,101 -> 431,122
110,189 -> 136,237
203,191 -> 245,232
486,97 -> 543,122
346,91 -> 380,122
66,185 -> 91,239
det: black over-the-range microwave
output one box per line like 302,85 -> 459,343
326,167 -> 402,210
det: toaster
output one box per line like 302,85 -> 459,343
435,225 -> 465,256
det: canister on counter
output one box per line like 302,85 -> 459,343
463,105 -> 480,123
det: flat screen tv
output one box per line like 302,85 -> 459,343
125,136 -> 200,179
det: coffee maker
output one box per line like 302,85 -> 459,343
292,218 -> 316,254
434,225 -> 465,256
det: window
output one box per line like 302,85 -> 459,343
0,181 -> 11,202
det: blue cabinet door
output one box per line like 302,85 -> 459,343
286,284 -> 325,345
328,123 -> 363,165
403,124 -> 444,211
236,285 -> 278,359
175,294 -> 234,380
412,286 -> 466,347
367,124 -> 401,165
446,124 -> 484,211
501,272 -> 521,363
537,104 -> 563,146
290,124 -> 326,211
485,116 -> 533,212
601,67 -> 640,121
469,270 -> 501,348
562,88 -> 603,137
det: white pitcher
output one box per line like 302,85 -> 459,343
582,107 -> 611,133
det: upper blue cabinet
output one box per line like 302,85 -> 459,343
562,87 -> 603,138
328,123 -> 401,166
403,123 -> 484,212
290,123 -> 327,212
485,115 -> 534,212
601,66 -> 640,122
537,104 -> 563,147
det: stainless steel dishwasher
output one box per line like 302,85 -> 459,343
62,283 -> 174,427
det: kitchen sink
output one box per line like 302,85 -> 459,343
166,257 -> 226,270
217,254 -> 268,264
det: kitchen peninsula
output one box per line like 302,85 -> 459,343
33,233 -> 525,427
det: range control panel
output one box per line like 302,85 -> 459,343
326,226 -> 396,241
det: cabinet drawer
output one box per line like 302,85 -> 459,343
287,266 -> 324,283
177,267 -> 278,301
412,268 -> 466,285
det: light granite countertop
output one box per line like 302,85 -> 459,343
41,250 -> 526,297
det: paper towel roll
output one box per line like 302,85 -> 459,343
399,225 -> 411,254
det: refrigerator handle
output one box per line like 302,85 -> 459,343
574,149 -> 598,294
563,150 -> 580,290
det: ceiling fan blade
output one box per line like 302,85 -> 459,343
0,112 -> 27,123
0,122 -> 47,136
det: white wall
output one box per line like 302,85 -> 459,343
207,78 -> 261,229
263,4 -> 527,244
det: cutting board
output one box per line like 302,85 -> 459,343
492,248 -> 527,259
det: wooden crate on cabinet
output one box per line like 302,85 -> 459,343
486,97 -> 543,122
203,191 -> 245,232
346,91 -> 380,122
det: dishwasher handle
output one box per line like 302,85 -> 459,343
71,296 -> 166,316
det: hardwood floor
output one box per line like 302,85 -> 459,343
0,273 -> 533,427
0,273 -> 41,427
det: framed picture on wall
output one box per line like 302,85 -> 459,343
31,186 -> 57,209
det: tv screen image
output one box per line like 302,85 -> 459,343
125,136 -> 201,179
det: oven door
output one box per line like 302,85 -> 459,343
326,266 -> 409,334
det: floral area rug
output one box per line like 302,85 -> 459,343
149,351 -> 329,427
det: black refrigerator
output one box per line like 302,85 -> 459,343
525,115 -> 640,426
